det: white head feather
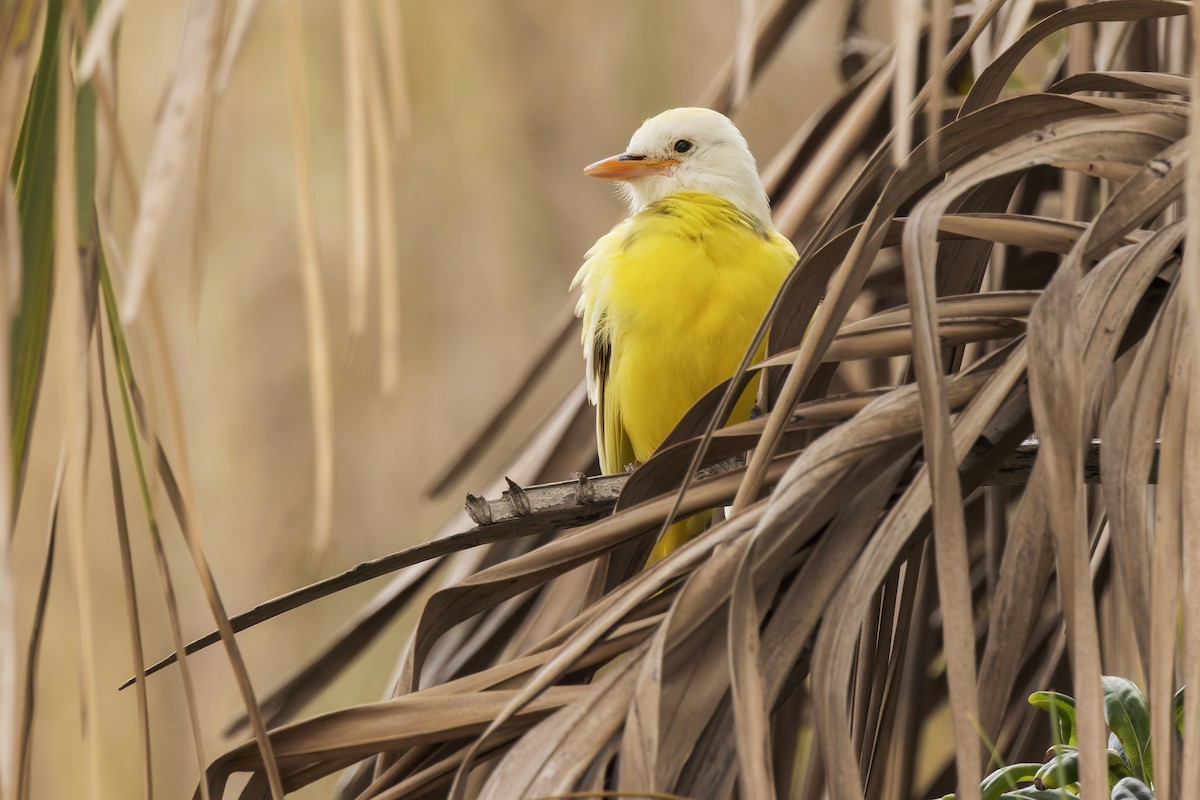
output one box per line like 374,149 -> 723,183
613,107 -> 772,231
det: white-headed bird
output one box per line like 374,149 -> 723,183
572,107 -> 797,559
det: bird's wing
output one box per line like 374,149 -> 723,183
572,223 -> 637,474
591,327 -> 636,474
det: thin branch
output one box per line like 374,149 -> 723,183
120,438 -> 1150,691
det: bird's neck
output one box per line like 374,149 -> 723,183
621,173 -> 774,234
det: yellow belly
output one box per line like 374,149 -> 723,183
573,191 -> 796,554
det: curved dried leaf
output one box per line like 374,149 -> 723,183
1050,70 -> 1191,97
961,0 -> 1190,117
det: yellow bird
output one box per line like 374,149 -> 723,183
572,108 -> 797,559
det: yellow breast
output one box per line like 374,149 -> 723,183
573,192 -> 796,473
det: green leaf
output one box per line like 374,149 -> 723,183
1102,676 -> 1153,784
1037,744 -> 1107,792
9,0 -> 63,510
997,790 -> 1075,799
8,0 -> 99,515
1030,691 -> 1078,746
1110,776 -> 1155,800
1107,748 -> 1134,789
1173,686 -> 1184,737
1034,750 -> 1078,790
982,763 -> 1042,800
73,0 -> 100,245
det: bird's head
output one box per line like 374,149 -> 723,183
584,107 -> 771,230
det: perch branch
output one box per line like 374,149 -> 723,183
121,437 -> 1149,689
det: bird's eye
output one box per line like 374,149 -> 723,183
673,139 -> 693,154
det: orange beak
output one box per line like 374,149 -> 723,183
584,153 -> 678,180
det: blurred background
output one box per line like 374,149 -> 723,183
9,0 -> 879,795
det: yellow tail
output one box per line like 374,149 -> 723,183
647,510 -> 713,564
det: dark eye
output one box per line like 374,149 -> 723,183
673,139 -> 693,154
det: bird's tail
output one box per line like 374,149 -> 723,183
647,509 -> 714,564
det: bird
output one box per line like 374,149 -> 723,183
572,107 -> 797,560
